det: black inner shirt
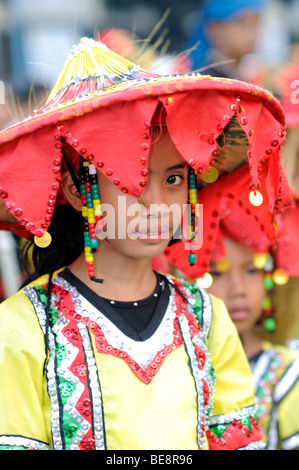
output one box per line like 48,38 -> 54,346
60,268 -> 171,341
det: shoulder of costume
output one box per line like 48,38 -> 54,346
163,272 -> 214,337
0,268 -> 65,311
262,340 -> 299,364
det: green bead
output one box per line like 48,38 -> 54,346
264,278 -> 274,290
90,238 -> 98,249
188,254 -> 196,266
264,318 -> 276,332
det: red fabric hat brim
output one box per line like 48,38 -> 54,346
0,75 -> 289,242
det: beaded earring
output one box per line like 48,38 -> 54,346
79,157 -> 103,283
188,166 -> 199,267
262,255 -> 276,332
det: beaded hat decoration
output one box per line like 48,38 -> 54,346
0,36 -> 292,274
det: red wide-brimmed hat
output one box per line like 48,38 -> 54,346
0,36 -> 291,255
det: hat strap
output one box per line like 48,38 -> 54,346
61,147 -> 81,194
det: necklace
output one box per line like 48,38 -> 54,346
108,273 -> 163,307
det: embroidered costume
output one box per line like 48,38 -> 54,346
251,341 -> 299,450
0,269 -> 262,450
0,36 -> 292,451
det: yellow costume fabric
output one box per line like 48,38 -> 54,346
250,340 -> 299,449
0,271 -> 263,450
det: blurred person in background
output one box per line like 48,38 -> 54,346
185,0 -> 264,79
205,196 -> 299,449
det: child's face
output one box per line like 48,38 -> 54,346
97,128 -> 188,261
208,12 -> 260,62
208,238 -> 266,335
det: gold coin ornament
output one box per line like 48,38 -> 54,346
196,272 -> 213,289
272,268 -> 289,285
202,166 -> 219,183
34,231 -> 52,248
249,190 -> 263,207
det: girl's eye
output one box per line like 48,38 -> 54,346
166,174 -> 184,185
209,270 -> 224,278
246,268 -> 259,275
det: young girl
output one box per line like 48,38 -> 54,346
0,36 -> 289,451
205,196 -> 299,450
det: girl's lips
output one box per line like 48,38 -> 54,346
133,225 -> 171,240
229,309 -> 250,321
134,230 -> 170,241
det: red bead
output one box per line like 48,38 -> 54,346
6,201 -> 15,210
14,208 -> 23,217
0,190 -> 8,198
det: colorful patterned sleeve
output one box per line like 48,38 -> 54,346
0,283 -> 52,450
206,294 -> 264,450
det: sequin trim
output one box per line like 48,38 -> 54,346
178,314 -> 213,450
209,405 -> 258,426
77,321 -> 106,450
238,441 -> 266,450
0,435 -> 50,450
282,432 -> 299,450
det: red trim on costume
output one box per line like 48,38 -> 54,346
207,418 -> 263,450
48,283 -> 96,450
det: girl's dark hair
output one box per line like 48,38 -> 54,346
22,204 -> 84,282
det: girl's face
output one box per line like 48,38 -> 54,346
97,128 -> 188,261
208,238 -> 266,335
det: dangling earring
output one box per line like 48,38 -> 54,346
188,166 -> 198,267
79,157 -> 103,283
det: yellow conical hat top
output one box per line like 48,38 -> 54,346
46,37 -> 152,105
